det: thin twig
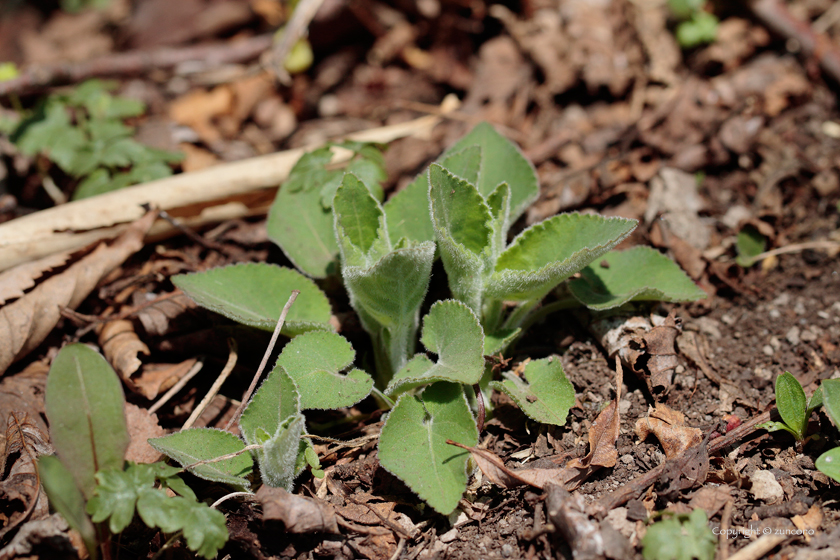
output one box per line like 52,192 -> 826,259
302,433 -> 379,450
224,290 -> 300,430
182,340 -> 238,430
0,34 -> 273,96
211,491 -> 256,509
181,443 -> 263,472
269,0 -> 326,84
746,239 -> 840,264
148,358 -> 205,415
719,498 -> 735,560
726,534 -> 787,560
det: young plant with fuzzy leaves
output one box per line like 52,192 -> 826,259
333,173 -> 435,384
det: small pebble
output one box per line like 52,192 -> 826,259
794,302 -> 806,315
786,326 -> 801,345
440,528 -> 458,543
721,314 -> 736,325
769,309 -> 781,319
818,311 -> 830,320
501,544 -> 513,558
801,329 -> 817,342
762,345 -> 774,356
770,337 -> 781,350
621,454 -> 634,465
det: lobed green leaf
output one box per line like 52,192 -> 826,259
148,428 -> 252,490
568,247 -> 706,310
275,331 -> 373,410
378,382 -> 478,514
387,300 -> 485,395
86,465 -> 155,534
490,357 -> 575,426
172,263 -> 333,336
46,343 -> 129,499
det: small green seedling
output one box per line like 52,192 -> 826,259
642,509 -> 716,560
735,224 -> 767,268
6,79 -> 181,199
170,122 -> 706,514
668,0 -> 719,48
816,379 -> 840,483
40,344 -> 228,559
758,371 -> 822,441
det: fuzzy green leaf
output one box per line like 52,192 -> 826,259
429,164 -> 493,312
442,122 -> 538,222
642,509 -> 715,560
378,382 -> 478,514
819,379 -> 840,427
490,357 -> 575,426
148,428 -> 252,489
487,213 -> 637,302
39,456 -> 97,557
384,176 -> 436,245
342,241 -> 435,377
775,372 -> 807,440
260,414 -> 306,490
172,263 -> 332,336
275,331 -> 373,410
387,300 -> 485,395
486,182 -> 512,256
86,465 -> 155,534
816,448 -> 840,483
240,367 -> 300,448
568,247 -> 706,310
484,327 -> 520,356
46,343 -> 129,499
268,185 -> 339,277
333,173 -> 391,267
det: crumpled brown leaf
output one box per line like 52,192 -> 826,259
0,361 -> 48,443
637,310 -> 681,392
0,251 -> 72,306
0,211 -> 157,375
688,486 -> 731,519
635,403 -> 703,460
257,485 -> 339,534
99,320 -> 150,382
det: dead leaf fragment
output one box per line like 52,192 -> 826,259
99,320 -> 150,382
257,485 -> 339,534
124,403 -> 164,464
635,404 -> 703,460
688,486 -> 731,519
0,251 -> 72,305
0,211 -> 157,375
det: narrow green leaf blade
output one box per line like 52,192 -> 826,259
775,372 -> 807,439
429,164 -> 492,255
490,357 -> 574,426
172,263 -> 332,336
816,448 -> 840,483
378,382 -> 478,514
39,456 -> 97,557
275,331 -> 373,410
488,213 -> 637,302
387,300 -> 485,394
568,247 -> 706,310
240,367 -> 300,447
442,122 -> 538,222
267,186 -> 339,278
148,428 -> 252,489
820,379 -> 840,427
333,173 -> 390,266
46,343 -> 129,498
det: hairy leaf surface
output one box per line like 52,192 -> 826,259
490,357 -> 575,426
148,428 -> 251,489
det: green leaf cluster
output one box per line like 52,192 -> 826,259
40,344 -> 227,559
642,509 -> 715,560
667,0 -> 719,48
7,79 -> 182,199
758,372 -> 823,441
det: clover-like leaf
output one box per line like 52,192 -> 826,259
378,382 -> 478,514
641,509 -> 716,560
46,343 -> 129,499
487,213 -> 637,303
148,428 -> 252,489
38,456 -> 97,557
816,448 -> 840,484
442,122 -> 538,223
490,357 -> 575,426
86,465 -> 155,533
387,300 -> 485,395
275,331 -> 373,409
240,366 -> 300,447
568,247 -> 706,310
172,263 -> 333,336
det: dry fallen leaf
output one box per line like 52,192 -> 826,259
0,361 -> 49,444
133,359 -> 199,401
635,403 -> 703,460
0,210 -> 157,375
124,403 -> 164,464
687,486 -> 731,519
99,320 -> 150,382
0,251 -> 73,305
638,311 -> 681,392
257,485 -> 339,534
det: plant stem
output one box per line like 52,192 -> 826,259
482,299 -> 504,335
513,297 -> 580,334
371,387 -> 395,409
